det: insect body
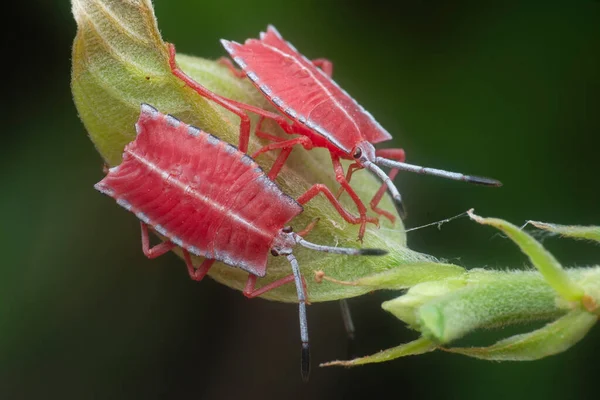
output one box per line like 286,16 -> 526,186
168,26 -> 501,240
95,104 -> 386,381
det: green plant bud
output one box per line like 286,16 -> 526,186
445,308 -> 598,361
71,0 -> 450,302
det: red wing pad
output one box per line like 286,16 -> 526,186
95,104 -> 303,277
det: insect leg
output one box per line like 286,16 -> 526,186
370,148 -> 406,223
296,184 -> 369,229
335,162 -> 363,199
296,218 -> 320,237
217,57 -> 246,78
141,222 -> 176,259
267,147 -> 294,181
243,258 -> 311,381
287,254 -> 310,382
167,43 -> 252,153
253,117 -> 314,180
331,155 -> 379,241
251,136 -> 313,159
211,104 -> 312,180
243,274 -> 295,298
182,250 -> 215,282
312,58 -> 333,78
255,116 -> 285,142
218,97 -> 300,137
339,299 -> 356,340
252,136 -> 314,179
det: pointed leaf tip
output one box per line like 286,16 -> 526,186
445,309 -> 597,361
527,220 -> 600,244
321,337 -> 436,367
468,210 -> 585,302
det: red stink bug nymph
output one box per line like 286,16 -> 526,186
167,26 -> 502,240
95,104 -> 387,381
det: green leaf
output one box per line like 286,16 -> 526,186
527,221 -> 600,244
468,210 -> 585,302
324,212 -> 600,366
445,308 -> 598,361
71,0 -> 427,302
348,262 -> 465,289
320,337 -> 436,367
381,275 -> 468,329
415,270 -> 565,343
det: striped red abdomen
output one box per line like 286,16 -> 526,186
223,27 -> 393,154
96,106 -> 303,276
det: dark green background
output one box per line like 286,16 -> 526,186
2,0 -> 598,398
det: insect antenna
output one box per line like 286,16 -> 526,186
374,157 -> 503,187
363,160 -> 406,218
296,238 -> 388,256
285,253 -> 310,382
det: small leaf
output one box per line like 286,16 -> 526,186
321,337 -> 436,367
71,0 -> 419,302
382,276 -> 468,328
350,262 -> 465,289
527,221 -> 600,244
416,270 -> 563,343
468,210 -> 585,302
445,308 -> 598,361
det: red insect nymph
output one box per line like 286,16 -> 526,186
95,104 -> 386,380
168,26 -> 502,240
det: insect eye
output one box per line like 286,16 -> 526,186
353,148 -> 362,159
282,226 -> 293,233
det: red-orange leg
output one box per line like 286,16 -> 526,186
252,136 -> 313,159
252,137 -> 314,180
243,273 -> 308,301
266,147 -> 294,181
335,162 -> 363,199
370,148 -> 406,223
296,184 -> 362,227
296,218 -> 320,237
141,223 -> 215,281
182,250 -> 215,281
250,116 -> 314,180
141,222 -> 176,259
168,43 -> 253,153
220,96 -> 300,136
295,175 -> 377,242
217,57 -> 246,78
331,155 -> 378,241
255,116 -> 285,143
170,48 -> 307,157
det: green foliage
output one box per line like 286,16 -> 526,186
526,221 -> 600,244
71,0 -> 598,366
323,212 -> 599,366
71,0 -> 449,302
446,309 -> 598,361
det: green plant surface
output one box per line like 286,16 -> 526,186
322,337 -> 436,367
445,309 -> 598,361
71,0 -> 457,302
526,221 -> 600,244
322,213 -> 599,367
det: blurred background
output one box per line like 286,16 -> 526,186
2,0 -> 599,398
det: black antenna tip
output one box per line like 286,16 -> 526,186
466,175 -> 503,187
393,196 -> 407,219
301,343 -> 310,382
359,248 -> 388,256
